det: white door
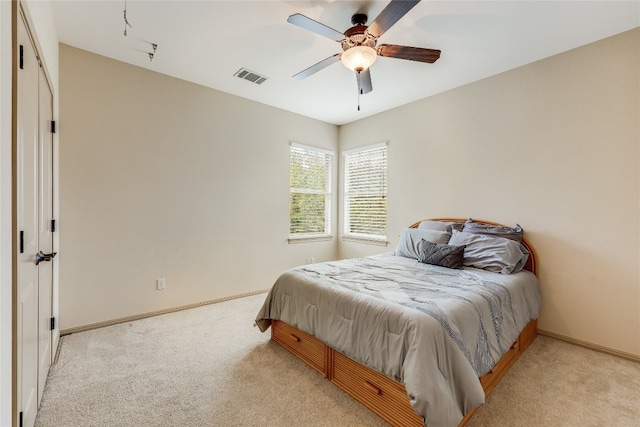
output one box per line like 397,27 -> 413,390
17,11 -> 55,427
17,14 -> 40,427
37,65 -> 54,403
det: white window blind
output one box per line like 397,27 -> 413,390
344,143 -> 387,241
289,143 -> 332,238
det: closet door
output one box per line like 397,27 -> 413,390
37,65 -> 54,404
16,13 -> 40,427
16,9 -> 55,426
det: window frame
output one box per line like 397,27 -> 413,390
342,142 -> 388,245
288,142 -> 333,243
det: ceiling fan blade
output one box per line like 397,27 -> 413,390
377,44 -> 441,63
357,68 -> 373,94
366,0 -> 421,38
292,53 -> 342,80
287,13 -> 345,42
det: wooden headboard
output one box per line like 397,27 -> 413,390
409,218 -> 537,276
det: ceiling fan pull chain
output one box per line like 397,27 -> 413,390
357,71 -> 361,111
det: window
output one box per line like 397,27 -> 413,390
343,143 -> 388,242
289,143 -> 333,240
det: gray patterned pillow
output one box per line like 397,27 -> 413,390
418,239 -> 466,269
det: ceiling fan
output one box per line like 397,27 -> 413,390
288,0 -> 440,100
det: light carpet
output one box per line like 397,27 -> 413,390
36,293 -> 640,427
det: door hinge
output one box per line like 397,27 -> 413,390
19,45 -> 24,69
51,219 -> 56,232
50,120 -> 56,134
50,317 -> 56,331
19,230 -> 24,254
19,411 -> 23,427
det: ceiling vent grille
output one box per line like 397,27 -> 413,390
234,68 -> 268,85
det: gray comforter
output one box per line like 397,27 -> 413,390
255,253 -> 541,427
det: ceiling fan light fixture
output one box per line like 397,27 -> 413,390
340,46 -> 377,72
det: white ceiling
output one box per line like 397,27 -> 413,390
50,1 -> 639,125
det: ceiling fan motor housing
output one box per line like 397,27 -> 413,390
341,21 -> 377,52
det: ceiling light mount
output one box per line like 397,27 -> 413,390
351,13 -> 368,26
148,43 -> 157,62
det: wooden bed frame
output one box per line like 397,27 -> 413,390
271,219 -> 538,426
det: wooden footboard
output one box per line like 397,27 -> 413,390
271,319 -> 537,427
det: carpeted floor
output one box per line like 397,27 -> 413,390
35,293 -> 640,427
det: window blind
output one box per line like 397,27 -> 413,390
344,144 -> 387,240
289,143 -> 332,236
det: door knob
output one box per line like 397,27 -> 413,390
35,250 -> 57,266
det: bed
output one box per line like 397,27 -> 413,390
255,218 -> 541,427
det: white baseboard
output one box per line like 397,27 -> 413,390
538,329 -> 640,363
60,288 -> 270,336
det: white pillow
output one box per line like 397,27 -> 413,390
395,228 -> 451,260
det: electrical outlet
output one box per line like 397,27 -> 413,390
305,257 -> 315,264
157,278 -> 166,290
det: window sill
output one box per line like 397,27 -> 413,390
342,235 -> 389,246
288,235 -> 333,244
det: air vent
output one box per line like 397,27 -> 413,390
234,68 -> 268,85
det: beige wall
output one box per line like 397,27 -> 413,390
339,29 -> 640,357
59,45 -> 338,330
